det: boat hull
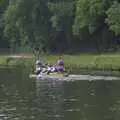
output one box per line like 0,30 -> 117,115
29,73 -> 120,81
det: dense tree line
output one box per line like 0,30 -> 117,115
0,0 -> 120,53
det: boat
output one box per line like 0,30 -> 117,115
29,72 -> 120,81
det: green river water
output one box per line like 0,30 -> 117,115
0,67 -> 120,120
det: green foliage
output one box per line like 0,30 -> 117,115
0,0 -> 9,48
4,1 -> 18,38
4,0 -> 51,52
48,1 -> 74,31
73,0 -> 109,35
106,1 -> 120,35
1,0 -> 120,53
48,0 -> 74,51
0,0 -> 9,7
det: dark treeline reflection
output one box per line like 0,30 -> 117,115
0,68 -> 120,120
63,80 -> 120,120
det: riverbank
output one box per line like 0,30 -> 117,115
0,53 -> 120,72
43,53 -> 120,72
0,55 -> 34,67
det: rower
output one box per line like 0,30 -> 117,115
34,60 -> 44,75
55,56 -> 65,72
47,56 -> 65,74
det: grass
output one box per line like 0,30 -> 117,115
43,53 -> 120,71
0,55 -> 35,67
0,55 -> 9,65
0,53 -> 120,72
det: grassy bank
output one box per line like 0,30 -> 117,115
0,53 -> 120,72
42,54 -> 120,71
0,55 -> 35,67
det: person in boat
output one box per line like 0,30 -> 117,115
34,60 -> 45,75
55,56 -> 65,72
47,56 -> 65,74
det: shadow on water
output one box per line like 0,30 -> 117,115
0,68 -> 120,120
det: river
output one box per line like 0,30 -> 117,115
0,67 -> 120,120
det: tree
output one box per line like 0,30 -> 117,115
73,0 -> 109,35
106,1 -> 120,35
48,0 -> 74,52
3,0 -> 120,53
4,0 -> 51,53
0,0 -> 9,48
72,0 -> 117,51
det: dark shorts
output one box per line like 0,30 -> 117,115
56,66 -> 64,72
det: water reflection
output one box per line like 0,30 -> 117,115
63,80 -> 120,120
0,68 -> 64,120
0,68 -> 120,120
35,78 -> 64,120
